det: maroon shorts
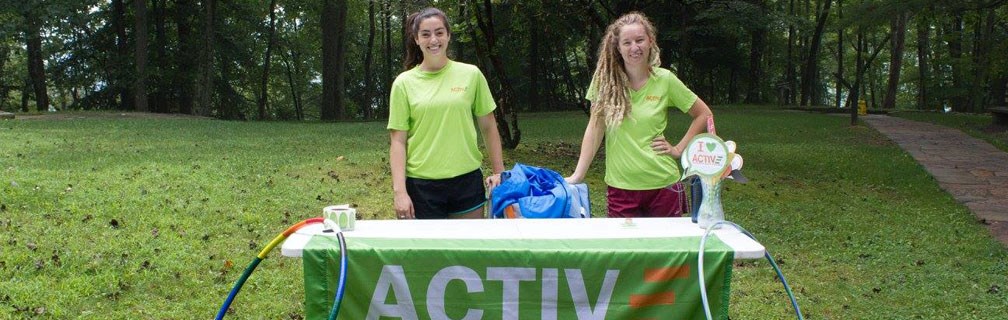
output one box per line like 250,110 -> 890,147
606,183 -> 688,218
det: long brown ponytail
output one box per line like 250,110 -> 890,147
403,8 -> 451,70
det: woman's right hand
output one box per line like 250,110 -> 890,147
564,175 -> 582,185
393,191 -> 415,219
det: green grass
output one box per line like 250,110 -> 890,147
1,109 -> 1006,319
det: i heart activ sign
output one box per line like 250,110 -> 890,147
681,133 -> 729,178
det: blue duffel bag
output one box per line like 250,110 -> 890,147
489,163 -> 590,219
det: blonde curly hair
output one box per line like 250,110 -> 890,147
589,12 -> 661,128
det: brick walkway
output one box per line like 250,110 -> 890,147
862,115 -> 1008,247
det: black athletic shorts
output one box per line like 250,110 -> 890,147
405,169 -> 486,219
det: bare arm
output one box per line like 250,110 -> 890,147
678,98 -> 713,150
389,130 -> 414,219
566,112 -> 606,184
476,113 -> 506,191
652,97 -> 713,158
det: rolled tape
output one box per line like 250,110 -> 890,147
323,204 -> 356,231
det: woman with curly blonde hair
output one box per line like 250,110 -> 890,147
566,12 -> 713,218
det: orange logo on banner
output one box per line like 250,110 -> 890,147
629,265 -> 690,308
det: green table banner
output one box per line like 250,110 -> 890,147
303,235 -> 734,320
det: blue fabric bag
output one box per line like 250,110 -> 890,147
490,163 -> 590,218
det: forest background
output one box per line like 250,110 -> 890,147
2,0 -> 1007,149
3,1 -> 1008,318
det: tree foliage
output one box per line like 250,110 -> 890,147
0,0 -> 1005,121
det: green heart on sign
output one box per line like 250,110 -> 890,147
706,142 -> 716,152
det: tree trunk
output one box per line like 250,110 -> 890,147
849,29 -> 863,125
280,48 -> 303,120
196,0 -> 216,116
134,0 -> 149,112
381,1 -> 392,119
362,0 -> 376,120
175,0 -> 194,114
799,0 -> 831,107
526,9 -> 541,112
785,0 -> 796,105
320,0 -> 347,121
948,13 -> 964,111
744,0 -> 766,104
113,0 -> 133,110
258,0 -> 278,120
835,0 -> 844,108
0,45 -> 9,109
560,44 -> 588,113
883,12 -> 908,109
472,0 -> 520,149
151,0 -> 167,113
847,29 -> 890,124
24,10 -> 49,112
21,80 -> 29,112
916,9 -> 930,110
972,10 -> 996,111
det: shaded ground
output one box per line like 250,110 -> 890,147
9,111 -> 211,121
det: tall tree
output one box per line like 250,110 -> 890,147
471,0 -> 520,149
947,12 -> 964,111
134,0 -> 149,112
847,27 -> 890,124
915,11 -> 930,110
23,4 -> 49,112
175,0 -> 195,114
785,0 -> 797,105
195,0 -> 216,116
257,0 -> 278,120
0,45 -> 8,108
835,0 -> 844,108
150,0 -> 167,112
380,0 -> 393,119
525,7 -> 541,112
745,0 -> 768,104
799,0 -> 832,107
112,0 -> 133,110
320,0 -> 347,121
362,0 -> 377,119
882,12 -> 907,109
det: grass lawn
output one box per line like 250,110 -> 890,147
1,109 -> 1005,319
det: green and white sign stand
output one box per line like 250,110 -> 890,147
681,133 -> 743,229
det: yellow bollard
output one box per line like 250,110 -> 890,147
857,100 -> 867,115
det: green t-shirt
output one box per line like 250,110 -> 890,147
586,67 -> 698,190
387,60 -> 497,179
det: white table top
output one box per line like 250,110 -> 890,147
281,217 -> 765,259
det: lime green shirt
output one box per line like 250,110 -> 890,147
586,68 -> 698,190
387,60 -> 497,179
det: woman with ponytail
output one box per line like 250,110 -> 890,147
566,12 -> 713,218
387,7 -> 505,220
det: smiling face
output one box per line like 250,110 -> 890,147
617,23 -> 650,70
414,16 -> 450,62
